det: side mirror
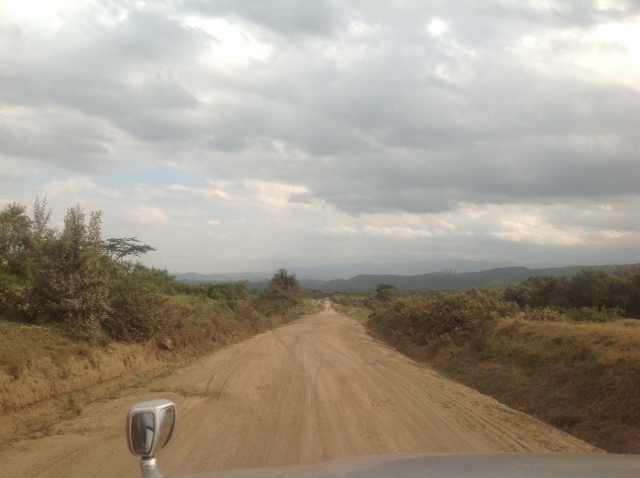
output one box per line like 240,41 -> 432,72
127,399 -> 177,478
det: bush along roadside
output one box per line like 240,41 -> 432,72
367,289 -> 517,353
0,278 -> 321,414
0,199 -> 322,410
0,199 -> 316,347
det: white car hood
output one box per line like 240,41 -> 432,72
185,453 -> 640,478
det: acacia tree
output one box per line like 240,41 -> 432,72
268,269 -> 301,293
375,283 -> 398,302
103,237 -> 155,261
259,269 -> 304,316
0,197 -> 164,341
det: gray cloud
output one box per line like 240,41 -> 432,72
183,0 -> 342,37
1,0 -> 638,272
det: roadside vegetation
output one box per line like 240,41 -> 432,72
4,199 -> 639,453
0,199 -> 319,385
356,268 -> 640,453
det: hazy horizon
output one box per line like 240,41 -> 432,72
176,257 -> 640,282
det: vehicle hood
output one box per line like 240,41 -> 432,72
185,452 -> 640,478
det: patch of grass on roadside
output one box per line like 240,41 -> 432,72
386,317 -> 640,453
334,305 -> 372,323
1,295 -> 321,378
331,294 -> 372,323
61,395 -> 82,418
299,299 -> 325,316
0,319 -> 92,378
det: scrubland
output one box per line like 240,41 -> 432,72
358,285 -> 640,454
2,200 -> 639,455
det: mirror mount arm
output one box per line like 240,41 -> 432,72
140,457 -> 167,478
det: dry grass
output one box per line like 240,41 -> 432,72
426,318 -> 640,453
1,287 -> 323,365
366,296 -> 640,453
0,320 -> 92,378
333,304 -> 371,322
1,296 -> 323,390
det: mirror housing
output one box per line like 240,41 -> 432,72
127,399 -> 177,478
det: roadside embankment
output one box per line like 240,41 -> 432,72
368,311 -> 640,453
0,340 -> 167,413
0,310 -> 599,478
0,298 -> 323,415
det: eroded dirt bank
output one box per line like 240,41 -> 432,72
0,310 -> 598,477
0,342 -> 167,413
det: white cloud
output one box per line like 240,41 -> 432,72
321,225 -> 359,236
43,177 -> 121,199
183,16 -> 272,65
493,219 -> 580,245
362,225 -> 433,239
427,18 -> 448,37
520,35 -> 538,48
133,185 -> 168,202
196,188 -> 231,202
167,184 -> 190,192
0,0 -> 83,29
241,179 -> 311,209
130,205 -> 170,225
578,21 -> 640,86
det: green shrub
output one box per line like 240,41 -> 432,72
26,208 -> 113,340
369,289 -> 516,351
564,307 -> 623,323
257,269 -> 305,317
102,288 -> 176,342
0,273 -> 27,320
331,293 -> 368,308
503,267 -> 640,317
522,306 -> 566,322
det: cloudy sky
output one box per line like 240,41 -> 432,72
1,0 -> 639,275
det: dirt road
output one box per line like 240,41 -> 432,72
0,309 -> 598,477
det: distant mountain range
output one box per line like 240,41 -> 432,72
175,261 -> 638,292
176,259 -> 508,283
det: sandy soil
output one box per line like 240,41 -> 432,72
0,308 -> 599,477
